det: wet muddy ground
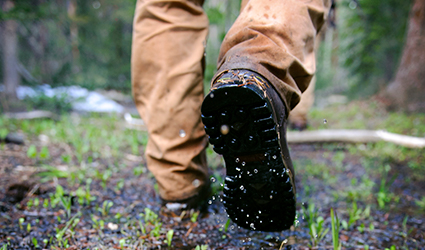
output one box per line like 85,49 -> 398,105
1,115 -> 425,249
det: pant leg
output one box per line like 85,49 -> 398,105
288,26 -> 326,128
131,0 -> 209,201
215,0 -> 330,113
288,76 -> 315,128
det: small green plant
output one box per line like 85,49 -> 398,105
99,200 -> 113,217
166,229 -> 174,247
133,166 -> 145,176
224,218 -> 231,232
55,213 -> 80,248
43,198 -> 49,208
50,185 -> 65,208
32,237 -> 39,248
19,217 -> 25,230
144,208 -> 158,223
150,221 -> 162,237
37,165 -> 70,182
39,146 -> 50,160
357,223 -> 366,233
96,169 -> 112,190
119,238 -> 126,248
60,195 -> 72,218
303,204 -> 329,247
27,145 -> 37,159
376,165 -> 397,209
195,245 -> 209,250
91,216 -> 105,231
115,178 -> 125,192
342,202 -> 368,230
415,197 -> 425,210
330,208 -> 341,250
0,128 -> 8,139
33,198 -> 39,207
191,211 -> 200,223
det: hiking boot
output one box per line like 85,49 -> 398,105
201,69 -> 296,231
160,180 -> 211,218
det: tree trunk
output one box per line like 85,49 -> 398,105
67,0 -> 79,60
2,0 -> 20,100
384,0 -> 425,112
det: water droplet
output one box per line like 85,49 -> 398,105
235,158 -> 240,163
323,119 -> 327,124
258,210 -> 262,214
210,177 -> 216,182
246,214 -> 249,217
256,216 -> 259,219
248,136 -> 254,141
246,171 -> 250,175
241,162 -> 246,166
225,92 -> 228,95
260,220 -> 262,223
212,196 -> 216,200
250,223 -> 255,229
220,183 -> 224,187
264,153 -> 268,157
270,220 -> 273,223
270,195 -> 273,199
273,169 -> 276,172
254,169 -> 258,173
210,93 -> 214,98
240,185 -> 244,190
238,175 -> 242,178
236,167 -> 241,171
220,124 -> 230,135
192,179 -> 201,187
208,200 -> 212,204
348,1 -> 357,9
179,129 -> 186,137
272,155 -> 277,159
241,209 -> 244,212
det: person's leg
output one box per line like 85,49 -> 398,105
131,0 -> 209,205
288,76 -> 316,130
202,0 -> 330,231
216,0 -> 330,111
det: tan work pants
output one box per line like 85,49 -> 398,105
132,0 -> 330,201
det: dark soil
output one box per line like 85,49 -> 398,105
1,134 -> 424,249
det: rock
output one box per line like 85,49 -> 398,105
5,132 -> 25,145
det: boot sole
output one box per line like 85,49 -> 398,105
201,83 -> 295,231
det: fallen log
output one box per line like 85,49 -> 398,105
4,110 -> 57,120
287,129 -> 425,148
123,114 -> 425,149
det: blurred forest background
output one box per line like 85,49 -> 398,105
0,0 -> 424,112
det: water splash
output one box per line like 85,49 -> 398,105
179,129 -> 186,137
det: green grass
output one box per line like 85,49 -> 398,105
2,99 -> 425,248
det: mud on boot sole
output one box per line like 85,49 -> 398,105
201,82 -> 296,231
